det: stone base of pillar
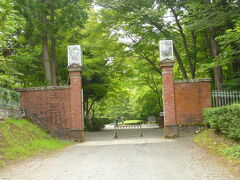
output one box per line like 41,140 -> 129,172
70,129 -> 84,141
164,125 -> 179,138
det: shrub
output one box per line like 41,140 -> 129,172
99,117 -> 114,125
0,88 -> 19,109
203,104 -> 240,139
84,117 -> 105,131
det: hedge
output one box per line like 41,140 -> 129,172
203,104 -> 240,139
84,117 -> 113,131
118,120 -> 143,125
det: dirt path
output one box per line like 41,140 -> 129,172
0,128 -> 239,180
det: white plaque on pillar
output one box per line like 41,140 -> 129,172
68,45 -> 83,66
159,40 -> 174,61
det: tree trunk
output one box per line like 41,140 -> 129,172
50,37 -> 57,85
173,44 -> 189,79
41,15 -> 52,85
50,7 -> 57,86
191,31 -> 197,77
171,8 -> 195,78
232,60 -> 240,73
209,26 -> 223,89
204,32 -> 212,59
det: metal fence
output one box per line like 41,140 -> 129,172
212,90 -> 240,107
114,124 -> 143,138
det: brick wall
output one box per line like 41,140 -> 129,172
18,86 -> 71,136
174,79 -> 211,125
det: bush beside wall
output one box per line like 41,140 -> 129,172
203,104 -> 240,139
84,117 -> 114,131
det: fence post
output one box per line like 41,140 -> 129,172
114,125 -> 118,138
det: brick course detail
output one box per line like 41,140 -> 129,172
174,81 -> 211,125
20,88 -> 71,133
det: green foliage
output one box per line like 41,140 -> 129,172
136,89 -> 162,120
216,23 -> 240,89
0,0 -> 25,45
99,117 -> 114,125
186,1 -> 238,30
84,117 -> 114,131
223,146 -> 240,159
0,0 -> 25,88
203,104 -> 240,139
0,88 -> 19,109
80,10 -> 124,124
84,117 -> 105,131
0,118 -> 69,167
0,0 -> 90,86
217,25 -> 240,63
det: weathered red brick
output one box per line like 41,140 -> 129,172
20,88 -> 71,131
174,81 -> 211,125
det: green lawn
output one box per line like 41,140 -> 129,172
0,118 -> 70,168
118,120 -> 143,125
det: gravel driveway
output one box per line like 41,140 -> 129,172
0,128 -> 239,180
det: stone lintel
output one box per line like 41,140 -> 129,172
68,64 -> 82,72
174,78 -> 212,84
160,59 -> 174,68
16,85 -> 70,92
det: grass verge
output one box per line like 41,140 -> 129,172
194,129 -> 240,175
118,120 -> 143,125
0,118 -> 71,168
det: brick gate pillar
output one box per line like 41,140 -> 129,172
160,60 -> 178,137
68,65 -> 84,141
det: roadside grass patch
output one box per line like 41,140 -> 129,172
194,129 -> 240,159
0,160 -> 5,168
194,129 -> 240,174
0,118 -> 70,168
118,120 -> 143,125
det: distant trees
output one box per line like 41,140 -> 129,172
96,0 -> 240,89
186,0 -> 240,89
13,0 -> 89,85
0,0 -> 25,88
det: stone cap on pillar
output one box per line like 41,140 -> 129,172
160,59 -> 174,68
68,64 -> 82,72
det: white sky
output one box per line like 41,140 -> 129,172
93,5 -> 103,11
